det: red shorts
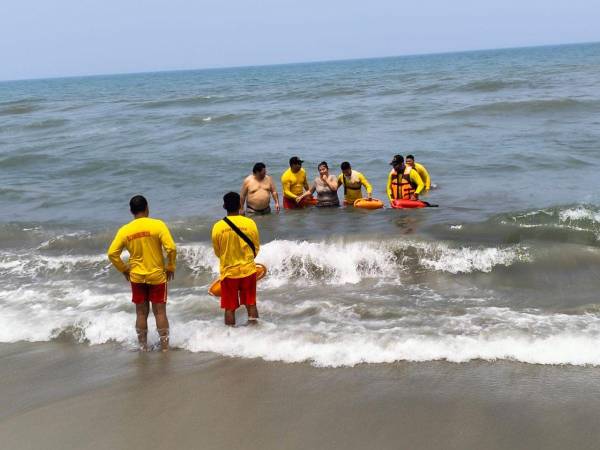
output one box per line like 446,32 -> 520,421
220,273 -> 257,310
283,196 -> 316,209
130,282 -> 167,304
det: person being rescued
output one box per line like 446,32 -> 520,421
298,161 -> 340,207
386,154 -> 425,203
337,161 -> 373,206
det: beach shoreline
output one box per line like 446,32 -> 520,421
1,342 -> 599,450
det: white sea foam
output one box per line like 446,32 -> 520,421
559,207 -> 600,223
179,239 -> 529,285
2,283 -> 598,367
0,252 -> 109,278
418,244 -> 528,274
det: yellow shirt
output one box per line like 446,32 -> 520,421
337,170 -> 373,203
386,167 -> 425,200
211,215 -> 260,280
107,217 -> 177,284
413,162 -> 431,190
281,168 -> 308,200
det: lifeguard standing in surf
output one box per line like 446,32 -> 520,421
387,154 -> 425,204
281,156 -> 313,209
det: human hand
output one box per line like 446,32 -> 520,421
410,194 -> 418,201
166,270 -> 175,282
275,202 -> 280,212
295,195 -> 303,204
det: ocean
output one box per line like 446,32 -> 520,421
1,42 -> 600,367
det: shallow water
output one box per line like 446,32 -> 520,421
1,43 -> 600,366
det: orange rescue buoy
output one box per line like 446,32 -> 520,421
208,263 -> 268,297
353,198 -> 384,210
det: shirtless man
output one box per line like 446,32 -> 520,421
240,162 -> 280,215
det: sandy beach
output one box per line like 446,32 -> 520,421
1,342 -> 599,450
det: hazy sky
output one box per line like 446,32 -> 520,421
1,0 -> 598,81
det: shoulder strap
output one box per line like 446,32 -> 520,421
223,217 -> 256,257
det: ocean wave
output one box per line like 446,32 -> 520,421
136,95 -> 216,109
179,113 -> 247,126
2,285 -> 599,367
0,153 -> 58,168
23,118 -> 68,130
0,252 -> 109,279
445,98 -> 595,117
0,99 -> 43,116
500,205 -> 600,239
180,238 -> 530,285
455,79 -> 529,93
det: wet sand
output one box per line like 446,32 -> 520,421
1,342 -> 599,450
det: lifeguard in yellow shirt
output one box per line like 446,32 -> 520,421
387,155 -> 425,202
212,192 -> 260,326
337,161 -> 373,205
281,156 -> 311,209
406,154 -> 431,190
107,195 -> 176,352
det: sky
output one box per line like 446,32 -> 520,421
0,0 -> 599,81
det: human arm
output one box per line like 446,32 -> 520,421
159,222 -> 177,281
281,174 -> 297,200
239,179 -> 249,212
410,170 -> 425,198
420,164 -> 431,190
386,171 -> 394,201
250,221 -> 260,257
211,224 -> 221,258
298,183 -> 316,202
107,229 -> 130,281
359,173 -> 373,200
323,174 -> 339,191
269,177 -> 280,212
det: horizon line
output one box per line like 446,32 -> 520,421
1,40 -> 598,84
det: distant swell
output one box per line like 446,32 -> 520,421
446,98 -> 594,117
137,95 -> 215,109
455,79 -> 529,92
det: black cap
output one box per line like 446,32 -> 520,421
289,156 -> 304,166
389,154 -> 403,166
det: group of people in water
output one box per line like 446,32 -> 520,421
241,154 -> 431,213
107,154 -> 432,351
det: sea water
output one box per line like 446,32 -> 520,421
1,43 -> 600,366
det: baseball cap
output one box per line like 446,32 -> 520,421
289,156 -> 304,166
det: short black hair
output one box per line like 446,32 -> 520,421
318,161 -> 329,170
129,195 -> 148,214
223,192 -> 241,213
406,154 -> 415,160
253,162 -> 266,174
289,156 -> 303,166
340,161 -> 351,170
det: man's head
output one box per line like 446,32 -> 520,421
223,192 -> 241,214
129,195 -> 148,216
406,154 -> 415,167
289,156 -> 303,173
340,161 -> 352,178
253,162 -> 266,180
389,154 -> 404,171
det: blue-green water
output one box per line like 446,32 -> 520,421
1,43 -> 600,366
